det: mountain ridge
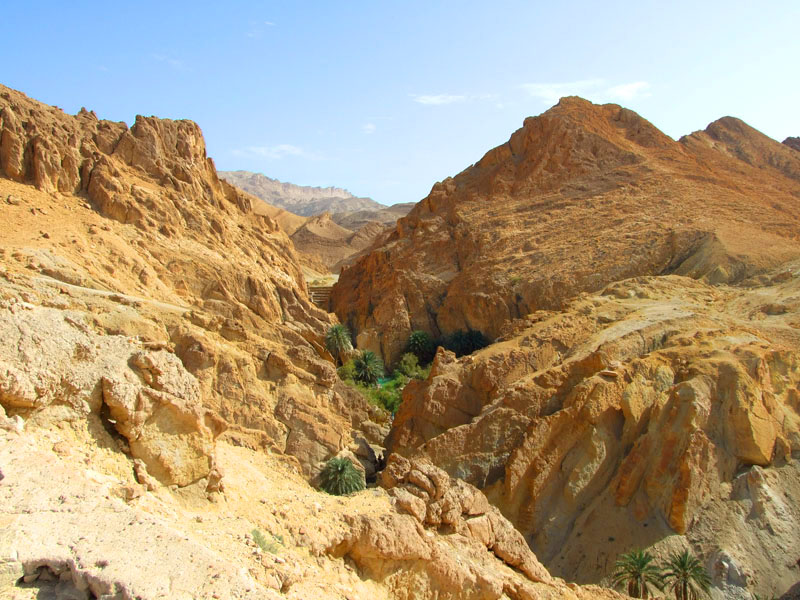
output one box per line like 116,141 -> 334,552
331,97 -> 800,364
219,169 -> 384,216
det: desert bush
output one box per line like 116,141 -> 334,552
395,352 -> 421,377
251,528 -> 282,554
337,359 -> 357,381
319,457 -> 365,495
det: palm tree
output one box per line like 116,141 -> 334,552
319,457 -> 365,495
663,550 -> 711,600
611,549 -> 663,598
325,324 -> 352,366
352,350 -> 384,386
407,330 -> 435,363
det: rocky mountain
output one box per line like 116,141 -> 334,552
288,212 -> 387,273
219,171 -> 413,274
332,98 -> 800,364
332,202 -> 416,231
785,136 -> 800,153
388,273 -> 800,596
0,84 -> 616,600
219,169 -> 382,216
330,97 -> 800,598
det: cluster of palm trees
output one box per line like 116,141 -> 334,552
325,324 -> 384,385
612,549 -> 711,599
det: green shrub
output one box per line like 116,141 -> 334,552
353,350 -> 384,386
395,352 -> 420,377
337,359 -> 357,381
373,388 -> 401,414
407,330 -> 435,364
252,528 -> 281,554
319,457 -> 365,495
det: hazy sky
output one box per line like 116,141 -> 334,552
4,1 -> 799,205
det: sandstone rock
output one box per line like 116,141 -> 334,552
0,83 -> 386,482
379,454 -> 552,584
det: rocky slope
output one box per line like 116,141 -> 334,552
289,213 -> 392,273
784,137 -> 800,153
219,170 -> 382,216
330,97 -> 800,598
331,98 -> 800,365
0,84 -> 620,600
387,272 -> 800,598
220,171 -> 413,274
332,202 -> 415,231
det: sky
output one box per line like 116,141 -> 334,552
3,1 -> 799,206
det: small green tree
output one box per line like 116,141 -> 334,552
325,324 -> 353,366
407,330 -> 435,364
663,550 -> 711,600
395,352 -> 420,378
352,350 -> 384,386
319,457 -> 365,495
611,549 -> 663,598
337,359 -> 357,381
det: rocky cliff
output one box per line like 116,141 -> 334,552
783,136 -> 800,153
0,83 -> 390,482
332,202 -> 415,231
331,98 -> 800,365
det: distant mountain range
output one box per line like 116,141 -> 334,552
218,170 -> 383,216
223,170 -> 415,274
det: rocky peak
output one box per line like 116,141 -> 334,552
332,98 -> 800,364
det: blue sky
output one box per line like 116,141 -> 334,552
4,1 -> 799,206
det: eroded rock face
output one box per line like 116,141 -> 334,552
0,83 -> 378,482
331,98 -> 800,364
784,136 -> 800,152
319,453 -> 627,600
386,274 -> 800,596
0,296 -> 216,488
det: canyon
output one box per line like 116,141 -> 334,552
1,82 -> 799,600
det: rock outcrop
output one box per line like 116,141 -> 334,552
386,273 -> 800,597
331,202 -> 415,231
331,98 -> 800,364
783,136 -> 800,153
0,83 -> 643,600
1,412 -> 627,600
289,212 -> 392,273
